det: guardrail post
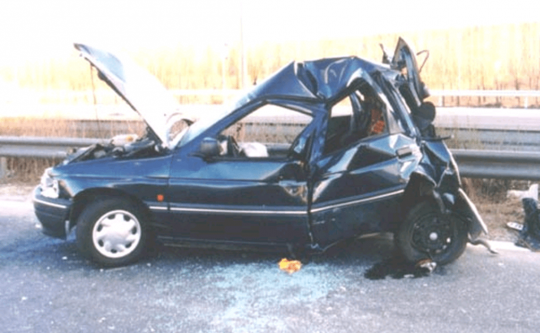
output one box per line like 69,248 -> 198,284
0,157 -> 7,179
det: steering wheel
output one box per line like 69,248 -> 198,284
227,136 -> 242,157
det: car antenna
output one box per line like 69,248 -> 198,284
89,64 -> 103,140
379,43 -> 393,64
417,50 -> 430,73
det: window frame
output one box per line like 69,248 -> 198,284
213,102 -> 316,161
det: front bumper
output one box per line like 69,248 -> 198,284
33,186 -> 72,239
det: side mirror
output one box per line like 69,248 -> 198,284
199,137 -> 221,159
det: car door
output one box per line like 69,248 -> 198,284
390,37 -> 430,104
164,103 -> 319,246
308,81 -> 421,248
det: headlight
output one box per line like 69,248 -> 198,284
40,168 -> 60,199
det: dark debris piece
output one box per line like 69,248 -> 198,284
364,257 -> 436,280
516,198 -> 540,251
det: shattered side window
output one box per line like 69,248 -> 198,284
324,84 -> 387,155
217,104 -> 313,159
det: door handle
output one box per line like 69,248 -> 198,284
396,146 -> 413,158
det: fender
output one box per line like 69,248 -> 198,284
456,188 -> 489,239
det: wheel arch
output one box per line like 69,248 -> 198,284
401,172 -> 437,220
68,188 -> 151,231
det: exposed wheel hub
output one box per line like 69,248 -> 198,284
412,216 -> 453,253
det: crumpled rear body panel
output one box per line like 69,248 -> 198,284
309,133 -> 422,247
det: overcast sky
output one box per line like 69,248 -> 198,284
1,0 -> 539,63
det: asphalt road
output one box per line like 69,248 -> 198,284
1,199 -> 539,333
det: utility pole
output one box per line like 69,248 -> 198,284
222,43 -> 229,102
239,0 -> 247,89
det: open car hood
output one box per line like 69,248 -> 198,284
74,43 -> 179,147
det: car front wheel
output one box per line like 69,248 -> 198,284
395,201 -> 468,265
76,198 -> 148,267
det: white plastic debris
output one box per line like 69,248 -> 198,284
239,142 -> 269,157
507,184 -> 538,201
111,134 -> 139,146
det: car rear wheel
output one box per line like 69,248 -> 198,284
395,201 -> 468,265
76,198 -> 147,267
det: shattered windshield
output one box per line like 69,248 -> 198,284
167,116 -> 192,148
176,104 -> 236,148
174,88 -> 257,148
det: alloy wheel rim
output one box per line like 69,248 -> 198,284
92,210 -> 141,259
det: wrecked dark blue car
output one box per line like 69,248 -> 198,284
33,39 -> 488,267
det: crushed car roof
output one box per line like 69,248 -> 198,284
240,56 -> 392,105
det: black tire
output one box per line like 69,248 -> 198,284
395,201 -> 468,265
76,198 -> 148,267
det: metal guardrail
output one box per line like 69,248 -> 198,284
452,149 -> 540,180
1,136 -> 539,180
429,90 -> 540,98
4,89 -> 539,179
0,136 -> 103,159
429,90 -> 540,108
